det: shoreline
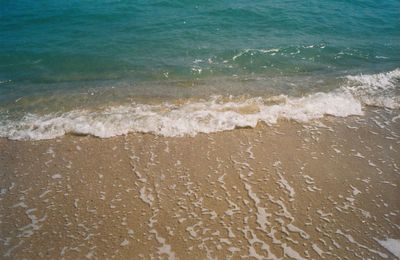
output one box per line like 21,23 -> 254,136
1,109 -> 399,259
1,67 -> 399,141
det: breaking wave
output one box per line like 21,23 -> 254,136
344,68 -> 400,109
0,69 -> 398,140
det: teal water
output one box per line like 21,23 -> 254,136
0,0 -> 399,139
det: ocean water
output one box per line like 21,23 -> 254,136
0,0 -> 399,140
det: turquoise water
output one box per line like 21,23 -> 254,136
0,0 -> 399,139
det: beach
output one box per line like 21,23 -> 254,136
1,108 -> 399,259
1,0 -> 400,258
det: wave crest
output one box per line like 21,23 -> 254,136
344,68 -> 400,109
1,68 -> 399,140
0,92 -> 362,140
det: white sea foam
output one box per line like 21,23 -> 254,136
0,69 -> 398,140
344,68 -> 400,109
375,238 -> 400,259
0,91 -> 363,140
232,48 -> 280,60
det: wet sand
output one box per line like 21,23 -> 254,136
1,108 -> 399,259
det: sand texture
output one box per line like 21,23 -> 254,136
1,109 -> 399,259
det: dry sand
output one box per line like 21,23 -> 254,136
1,108 -> 399,259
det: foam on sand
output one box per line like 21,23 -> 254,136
375,238 -> 400,259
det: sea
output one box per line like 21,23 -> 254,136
0,0 -> 399,140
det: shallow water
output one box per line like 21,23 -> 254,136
1,0 -> 399,139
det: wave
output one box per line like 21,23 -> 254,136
0,69 -> 398,140
0,92 -> 363,140
344,68 -> 400,109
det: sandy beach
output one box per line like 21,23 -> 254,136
2,0 -> 400,258
1,108 -> 399,259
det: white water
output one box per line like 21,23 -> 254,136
345,68 -> 400,109
0,69 -> 398,140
